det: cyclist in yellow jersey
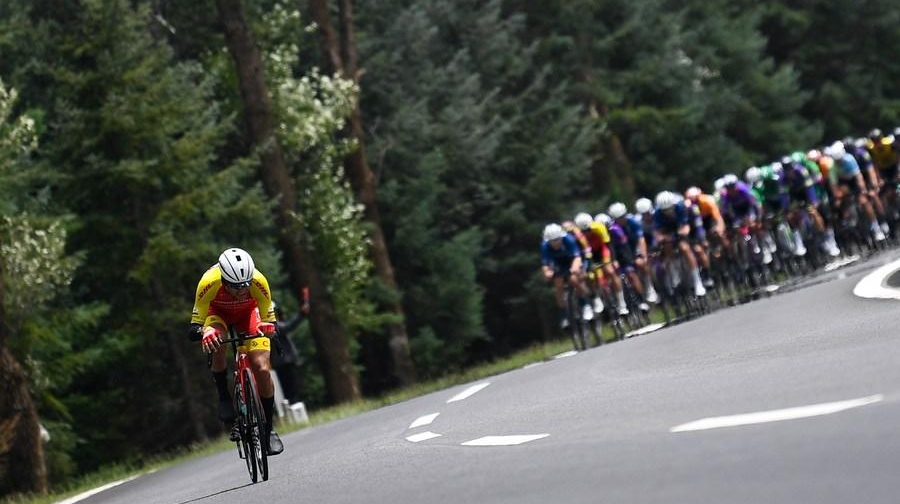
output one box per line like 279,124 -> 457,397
189,248 -> 284,455
867,129 -> 900,221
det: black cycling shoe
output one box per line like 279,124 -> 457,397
229,422 -> 241,442
218,399 -> 235,423
268,430 -> 284,455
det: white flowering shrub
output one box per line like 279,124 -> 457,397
0,79 -> 37,175
263,4 -> 381,333
0,79 -> 75,330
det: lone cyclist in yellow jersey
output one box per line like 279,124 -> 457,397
189,248 -> 284,455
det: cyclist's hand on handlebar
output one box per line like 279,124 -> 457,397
201,327 -> 222,354
258,322 -> 277,336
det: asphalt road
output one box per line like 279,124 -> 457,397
82,253 -> 900,504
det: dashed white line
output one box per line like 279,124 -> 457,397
408,413 -> 440,429
670,394 -> 884,433
553,351 -> 578,359
523,362 -> 544,369
406,431 -> 442,443
461,434 -> 550,446
447,382 -> 490,403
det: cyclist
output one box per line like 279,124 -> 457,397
189,248 -> 285,455
608,202 -> 658,307
574,212 -> 628,315
719,173 -> 773,264
634,197 -> 656,250
792,151 -> 841,256
827,141 -> 886,241
866,129 -> 900,222
541,223 -> 594,328
780,155 -> 840,257
652,191 -> 707,297
848,137 -> 889,234
684,185 -> 729,260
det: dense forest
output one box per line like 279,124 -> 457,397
1,0 -> 898,497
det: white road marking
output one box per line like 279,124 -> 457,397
626,322 -> 666,338
408,413 -> 440,429
56,473 -> 148,504
406,431 -> 442,443
461,434 -> 550,446
523,362 -> 544,369
854,257 -> 900,299
553,350 -> 578,359
670,394 -> 884,433
447,382 -> 490,403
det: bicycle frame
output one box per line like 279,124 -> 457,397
217,328 -> 270,483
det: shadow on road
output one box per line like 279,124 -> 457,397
175,483 -> 258,503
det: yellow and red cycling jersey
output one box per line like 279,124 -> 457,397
581,222 -> 612,264
190,265 -> 276,335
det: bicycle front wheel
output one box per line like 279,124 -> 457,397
233,380 -> 257,483
244,368 -> 269,482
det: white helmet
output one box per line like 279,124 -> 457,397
745,166 -> 760,184
574,212 -> 593,230
829,141 -> 845,159
714,177 -> 725,192
722,173 -> 739,187
635,197 -> 653,214
218,248 -> 255,286
655,191 -> 679,210
608,202 -> 628,219
542,223 -> 566,241
595,213 -> 612,226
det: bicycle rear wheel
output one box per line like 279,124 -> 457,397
244,369 -> 269,482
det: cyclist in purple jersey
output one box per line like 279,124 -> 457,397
608,202 -> 657,307
720,174 -> 772,264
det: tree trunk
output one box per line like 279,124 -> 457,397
150,280 -> 207,442
309,0 -> 417,387
215,0 -> 361,402
0,257 -> 47,497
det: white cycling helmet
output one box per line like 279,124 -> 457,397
745,166 -> 760,184
542,223 -> 566,241
684,186 -> 702,200
218,248 -> 255,286
574,212 -> 593,230
595,213 -> 612,226
722,173 -> 739,187
714,177 -> 725,192
608,202 -> 628,219
635,197 -> 653,215
829,141 -> 845,158
655,191 -> 679,210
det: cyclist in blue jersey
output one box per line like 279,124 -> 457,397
608,202 -> 658,306
634,197 -> 656,249
541,223 -> 594,328
849,137 -> 889,233
720,174 -> 773,264
827,141 -> 885,241
652,191 -> 707,297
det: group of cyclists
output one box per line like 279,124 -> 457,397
541,127 -> 900,330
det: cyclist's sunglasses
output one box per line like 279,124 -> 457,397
224,280 -> 252,289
